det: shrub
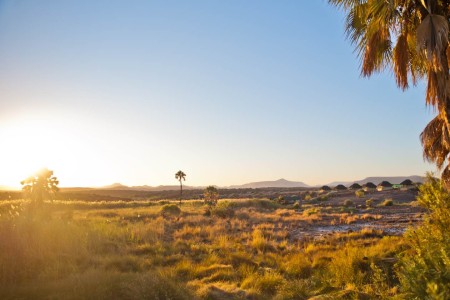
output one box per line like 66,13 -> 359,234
344,199 -> 354,207
326,246 -> 367,287
251,228 -> 272,252
304,194 -> 312,201
397,176 -> 450,299
381,199 -> 393,206
241,271 -> 285,295
319,195 -> 329,201
293,202 -> 300,209
203,186 -> 219,206
303,207 -> 319,216
159,204 -> 181,217
232,199 -> 279,209
274,279 -> 311,300
211,201 -> 234,218
276,196 -> 285,204
282,254 -> 312,278
365,199 -> 374,207
355,190 -> 365,198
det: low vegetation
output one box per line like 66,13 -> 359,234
381,199 -> 394,207
355,190 -> 365,198
0,178 -> 447,299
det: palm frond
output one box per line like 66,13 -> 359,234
394,34 -> 410,89
416,14 -> 449,70
328,0 -> 364,10
362,27 -> 392,76
426,68 -> 447,108
420,116 -> 450,169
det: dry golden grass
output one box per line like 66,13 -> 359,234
0,198 -> 407,299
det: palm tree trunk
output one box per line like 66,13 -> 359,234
432,46 -> 450,189
179,180 -> 183,204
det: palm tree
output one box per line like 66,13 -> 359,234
21,168 -> 59,205
329,0 -> 450,187
175,170 -> 186,203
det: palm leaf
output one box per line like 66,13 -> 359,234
416,14 -> 449,69
421,116 -> 450,169
394,34 -> 409,89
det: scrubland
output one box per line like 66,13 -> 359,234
0,181 -> 448,299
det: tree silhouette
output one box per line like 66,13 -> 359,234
21,168 -> 59,205
329,0 -> 450,187
175,170 -> 186,204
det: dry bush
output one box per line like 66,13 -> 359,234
381,199 -> 394,206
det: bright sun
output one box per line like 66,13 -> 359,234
0,116 -> 104,188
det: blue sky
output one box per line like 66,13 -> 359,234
0,0 -> 435,187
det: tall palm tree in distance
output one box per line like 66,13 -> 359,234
329,0 -> 450,188
175,170 -> 186,204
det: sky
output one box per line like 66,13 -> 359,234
0,0 -> 437,188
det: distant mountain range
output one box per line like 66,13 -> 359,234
228,178 -> 310,189
97,178 -> 310,191
99,183 -> 199,191
325,175 -> 427,187
77,176 -> 430,191
0,176 -> 428,192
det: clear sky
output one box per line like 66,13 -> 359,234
0,0 -> 436,188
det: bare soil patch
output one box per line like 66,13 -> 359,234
291,189 -> 425,241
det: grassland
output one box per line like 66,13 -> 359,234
0,190 -> 421,300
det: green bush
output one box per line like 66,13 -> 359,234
365,199 -> 374,207
397,176 -> 450,299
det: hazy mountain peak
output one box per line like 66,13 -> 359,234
101,183 -> 129,189
229,179 -> 309,189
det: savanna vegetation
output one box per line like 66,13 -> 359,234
0,173 -> 448,299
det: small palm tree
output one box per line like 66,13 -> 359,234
175,170 -> 186,203
21,168 -> 59,206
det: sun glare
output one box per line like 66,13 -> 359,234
0,117 -> 98,188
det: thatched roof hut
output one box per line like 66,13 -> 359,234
335,184 -> 347,190
400,179 -> 413,186
378,181 -> 392,187
364,182 -> 377,188
363,182 -> 376,191
377,181 -> 393,191
320,185 -> 331,192
349,183 -> 362,190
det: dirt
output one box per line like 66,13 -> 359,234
291,189 -> 426,241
